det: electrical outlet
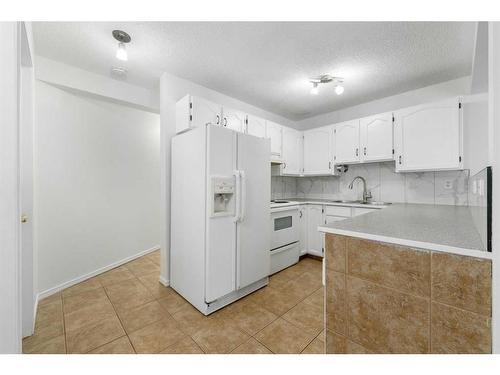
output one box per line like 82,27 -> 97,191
444,180 -> 453,190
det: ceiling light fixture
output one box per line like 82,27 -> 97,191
309,74 -> 344,96
112,30 -> 131,61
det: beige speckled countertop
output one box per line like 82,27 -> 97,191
318,203 -> 489,259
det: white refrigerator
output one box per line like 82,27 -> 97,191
171,124 -> 271,315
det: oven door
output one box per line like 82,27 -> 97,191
270,207 -> 299,250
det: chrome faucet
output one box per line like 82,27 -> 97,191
348,176 -> 372,203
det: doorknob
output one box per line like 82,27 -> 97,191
21,214 -> 28,223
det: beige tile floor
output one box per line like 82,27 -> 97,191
23,250 -> 325,354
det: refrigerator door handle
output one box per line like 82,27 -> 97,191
240,170 -> 246,222
233,170 -> 241,223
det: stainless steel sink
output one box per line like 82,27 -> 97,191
359,201 -> 392,206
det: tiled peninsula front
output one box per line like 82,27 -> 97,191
324,234 -> 492,353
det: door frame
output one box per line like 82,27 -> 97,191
19,22 -> 36,338
0,22 -> 22,354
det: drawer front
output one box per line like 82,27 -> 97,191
352,207 -> 375,216
270,242 -> 299,274
325,215 -> 348,224
324,205 -> 352,217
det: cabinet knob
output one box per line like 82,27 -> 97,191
21,214 -> 28,223
216,114 -> 220,125
355,148 -> 359,157
398,155 -> 402,164
363,147 -> 367,156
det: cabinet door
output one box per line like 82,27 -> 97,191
394,98 -> 462,172
281,127 -> 302,175
246,115 -> 266,138
303,127 -> 333,175
191,96 -> 223,128
360,112 -> 393,162
298,206 -> 307,256
266,121 -> 283,158
222,107 -> 246,132
334,120 -> 360,164
307,205 -> 324,257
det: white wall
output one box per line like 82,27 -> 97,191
471,22 -> 488,94
296,76 -> 472,130
488,21 -> 500,354
36,56 -> 159,113
159,72 -> 295,284
0,21 -> 22,354
35,81 -> 160,295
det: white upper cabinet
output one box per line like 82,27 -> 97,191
222,107 -> 246,132
246,115 -> 267,138
394,98 -> 462,172
281,127 -> 302,175
176,95 -> 222,134
334,120 -> 360,164
303,126 -> 334,175
266,121 -> 283,160
359,112 -> 394,163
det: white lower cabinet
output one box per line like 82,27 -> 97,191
297,203 -> 379,258
298,205 -> 307,255
306,205 -> 324,257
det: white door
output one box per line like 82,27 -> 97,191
281,127 -> 302,175
360,112 -> 394,162
303,127 -> 333,175
246,115 -> 266,138
266,121 -> 282,159
222,107 -> 246,132
298,206 -> 307,255
205,126 -> 237,303
236,133 -> 271,289
192,96 -> 223,129
335,120 -> 360,164
394,98 -> 462,172
307,205 -> 324,257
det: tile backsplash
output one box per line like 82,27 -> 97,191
271,162 -> 469,205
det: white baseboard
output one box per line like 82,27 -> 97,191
159,275 -> 170,287
36,245 -> 160,301
32,294 -> 38,332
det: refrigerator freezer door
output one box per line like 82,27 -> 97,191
205,125 -> 237,303
236,133 -> 271,289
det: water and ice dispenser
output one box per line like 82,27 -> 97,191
211,176 -> 235,217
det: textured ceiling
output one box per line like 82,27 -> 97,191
33,22 -> 476,120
